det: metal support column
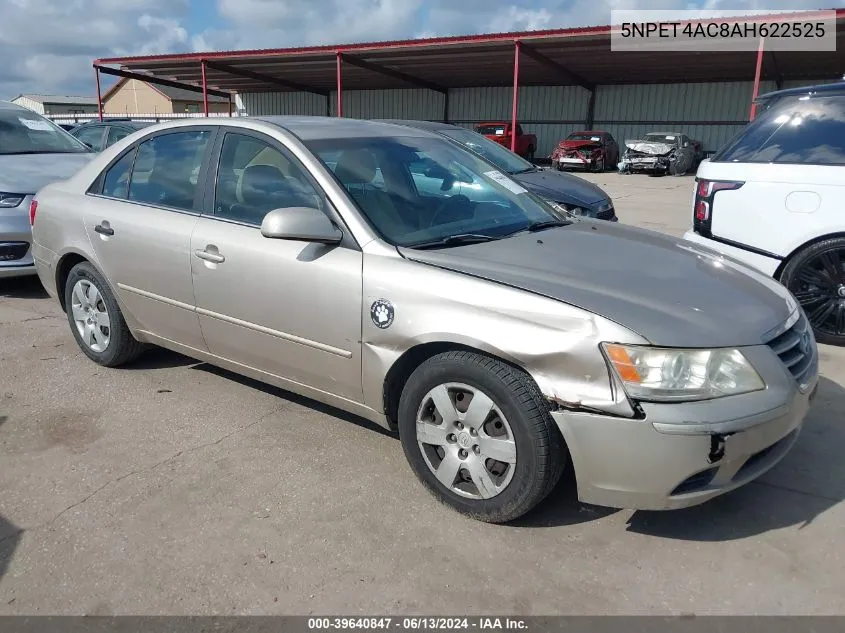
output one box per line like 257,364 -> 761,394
336,52 -> 343,117
201,60 -> 209,116
94,66 -> 103,121
749,37 -> 765,121
510,40 -> 521,153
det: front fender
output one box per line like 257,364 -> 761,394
361,249 -> 646,417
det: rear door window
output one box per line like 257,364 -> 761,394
127,130 -> 210,211
73,125 -> 106,151
714,94 -> 845,166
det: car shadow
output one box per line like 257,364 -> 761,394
191,362 -> 397,440
0,276 -> 48,299
0,515 -> 23,582
625,374 -> 845,541
122,347 -> 199,371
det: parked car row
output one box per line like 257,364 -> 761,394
2,84 -> 838,524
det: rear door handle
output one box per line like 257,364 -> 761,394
94,223 -> 114,236
194,248 -> 225,264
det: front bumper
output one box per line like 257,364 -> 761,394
0,194 -> 37,279
551,338 -> 817,510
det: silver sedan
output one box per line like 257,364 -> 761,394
31,117 -> 818,523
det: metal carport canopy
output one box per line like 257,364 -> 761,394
93,10 -> 845,146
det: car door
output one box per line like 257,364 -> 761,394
72,124 -> 106,152
82,126 -> 215,351
190,128 -> 364,402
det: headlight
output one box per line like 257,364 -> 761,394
0,193 -> 25,208
602,343 -> 764,402
541,198 -> 584,217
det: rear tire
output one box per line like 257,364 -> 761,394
525,146 -> 535,163
397,351 -> 566,523
779,237 -> 845,346
64,261 -> 146,366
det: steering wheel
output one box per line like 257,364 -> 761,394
429,195 -> 473,228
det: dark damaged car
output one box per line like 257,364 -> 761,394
551,130 -> 619,172
618,132 -> 703,176
380,119 -> 617,221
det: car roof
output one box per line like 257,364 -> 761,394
255,115 -> 436,140
375,119 -> 462,132
756,81 -> 845,103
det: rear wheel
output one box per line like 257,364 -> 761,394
779,237 -> 845,346
64,262 -> 146,366
398,351 -> 566,523
525,146 -> 535,163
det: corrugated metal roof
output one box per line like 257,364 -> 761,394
17,94 -> 97,105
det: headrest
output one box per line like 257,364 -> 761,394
334,149 -> 377,185
241,164 -> 285,206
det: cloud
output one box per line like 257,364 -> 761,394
0,0 -> 190,99
1,0 -> 840,99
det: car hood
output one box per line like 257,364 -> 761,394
0,153 -> 95,194
398,221 -> 795,348
513,168 -> 608,207
557,140 -> 602,150
624,141 -> 675,155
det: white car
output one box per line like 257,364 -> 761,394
684,82 -> 845,346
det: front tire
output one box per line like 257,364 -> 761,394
398,351 -> 566,523
64,261 -> 146,366
779,237 -> 845,346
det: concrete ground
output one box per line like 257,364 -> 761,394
1,172 -> 843,615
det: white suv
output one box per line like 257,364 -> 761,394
683,82 -> 845,346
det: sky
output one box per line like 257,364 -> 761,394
1,0 -> 840,99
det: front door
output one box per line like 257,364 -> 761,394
82,127 -> 213,351
190,129 -> 364,403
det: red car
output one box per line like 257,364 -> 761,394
551,131 -> 619,172
474,122 -> 537,161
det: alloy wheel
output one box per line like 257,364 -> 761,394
788,247 -> 845,336
70,279 -> 111,353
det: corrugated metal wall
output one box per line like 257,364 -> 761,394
241,77 -> 832,156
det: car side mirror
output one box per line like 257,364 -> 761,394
260,207 -> 342,244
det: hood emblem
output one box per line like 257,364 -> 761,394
370,299 -> 394,329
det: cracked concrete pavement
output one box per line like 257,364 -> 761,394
1,173 -> 844,615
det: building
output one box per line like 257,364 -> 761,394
10,94 -> 98,116
92,10 -> 845,155
102,77 -> 233,115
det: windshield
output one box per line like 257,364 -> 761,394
566,133 -> 603,142
305,135 -> 563,248
0,109 -> 90,155
438,127 -> 535,175
643,134 -> 678,144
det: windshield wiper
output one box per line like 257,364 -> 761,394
502,219 -> 571,237
509,166 -> 538,175
408,233 -> 501,249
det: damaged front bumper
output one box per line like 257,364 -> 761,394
548,342 -> 818,510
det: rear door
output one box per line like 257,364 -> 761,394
83,126 -> 215,350
707,94 -> 845,256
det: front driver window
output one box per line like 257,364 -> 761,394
214,133 -> 326,226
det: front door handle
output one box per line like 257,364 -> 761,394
94,222 -> 114,236
194,248 -> 225,264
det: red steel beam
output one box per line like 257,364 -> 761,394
94,65 -> 103,121
749,37 -> 765,121
201,60 -> 209,116
511,40 -> 520,153
336,52 -> 343,117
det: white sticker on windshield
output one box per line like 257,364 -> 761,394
590,136 -> 601,142
494,129 -> 505,135
484,170 -> 528,195
665,135 -> 676,140
19,117 -> 55,131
